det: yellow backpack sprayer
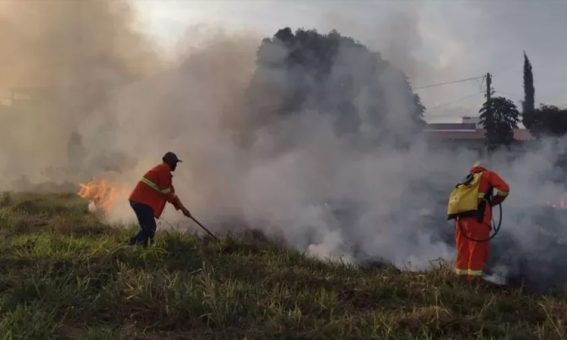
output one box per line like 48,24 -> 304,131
447,172 -> 503,242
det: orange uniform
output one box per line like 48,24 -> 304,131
455,165 -> 509,278
129,163 -> 181,218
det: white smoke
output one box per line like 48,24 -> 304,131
0,1 -> 565,292
105,37 -> 564,291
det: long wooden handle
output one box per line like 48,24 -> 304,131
189,216 -> 219,241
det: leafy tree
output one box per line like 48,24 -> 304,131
247,27 -> 425,146
519,54 -> 567,138
479,96 -> 520,150
533,105 -> 567,137
522,52 -> 536,130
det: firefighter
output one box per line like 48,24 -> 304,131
128,152 -> 192,246
454,161 -> 509,280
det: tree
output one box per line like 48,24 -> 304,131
246,27 -> 425,146
522,52 -> 536,130
479,96 -> 520,150
518,54 -> 567,138
534,105 -> 567,136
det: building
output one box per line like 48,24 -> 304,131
424,116 -> 535,154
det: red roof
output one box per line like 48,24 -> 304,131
425,130 -> 484,140
513,129 -> 534,141
427,123 -> 477,130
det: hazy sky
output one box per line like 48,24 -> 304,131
131,0 -> 567,123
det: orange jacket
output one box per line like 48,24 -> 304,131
129,163 -> 181,218
470,165 -> 509,224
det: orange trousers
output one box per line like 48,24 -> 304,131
455,217 -> 490,278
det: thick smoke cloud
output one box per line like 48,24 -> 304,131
0,1 -> 564,292
0,0 -> 158,187
97,28 -> 567,291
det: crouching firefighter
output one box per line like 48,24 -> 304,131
447,161 -> 509,280
128,152 -> 192,246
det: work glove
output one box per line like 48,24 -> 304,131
490,195 -> 506,206
172,196 -> 183,210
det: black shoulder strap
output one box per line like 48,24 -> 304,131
455,173 -> 474,188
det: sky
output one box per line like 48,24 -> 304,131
130,0 -> 567,123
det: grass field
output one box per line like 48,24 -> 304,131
0,192 -> 565,339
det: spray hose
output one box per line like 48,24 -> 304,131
459,203 -> 503,242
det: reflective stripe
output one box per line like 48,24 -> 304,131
496,190 -> 508,197
141,177 -> 172,194
455,268 -> 468,275
468,269 -> 483,276
477,192 -> 486,198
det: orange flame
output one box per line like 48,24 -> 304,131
78,179 -> 129,213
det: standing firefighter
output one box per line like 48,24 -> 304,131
447,161 -> 509,280
128,152 -> 192,246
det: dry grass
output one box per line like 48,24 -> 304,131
0,193 -> 565,339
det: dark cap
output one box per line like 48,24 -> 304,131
163,152 -> 182,164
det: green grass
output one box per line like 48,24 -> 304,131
0,192 -> 565,339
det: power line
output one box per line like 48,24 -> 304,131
414,75 -> 485,90
425,92 -> 483,113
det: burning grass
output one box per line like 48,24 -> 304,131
78,178 -> 129,214
0,193 -> 565,339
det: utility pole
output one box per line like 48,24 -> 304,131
484,72 -> 493,159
